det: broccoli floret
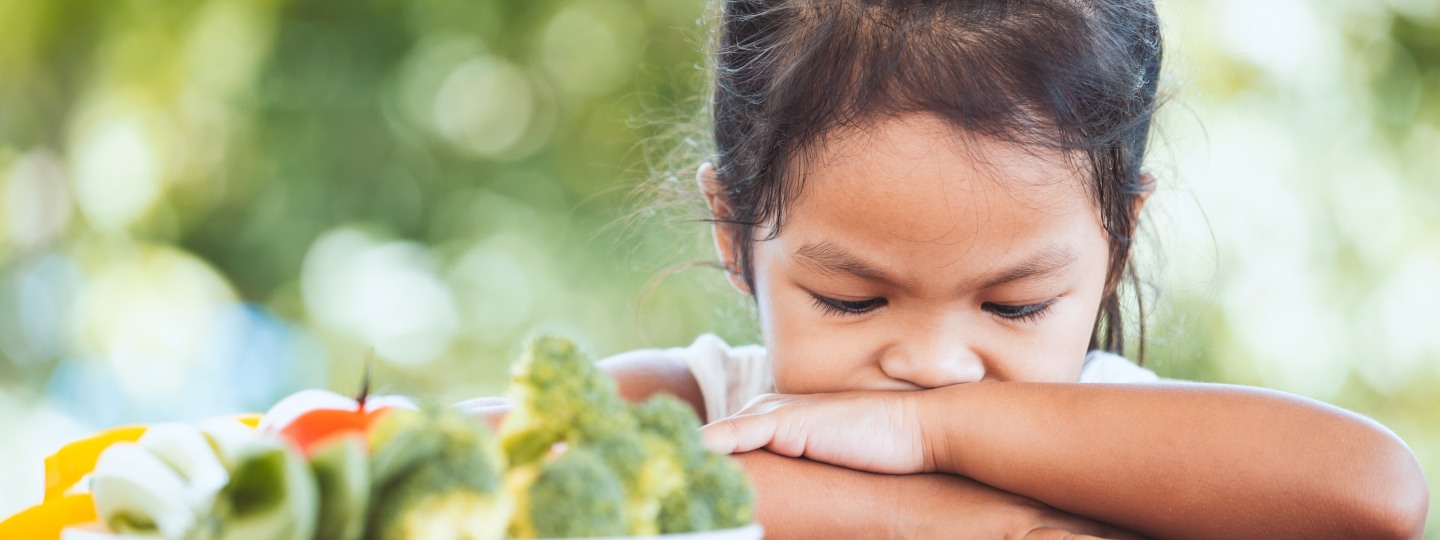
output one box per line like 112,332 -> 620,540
629,395 -> 707,533
500,337 -> 630,466
632,394 -> 703,454
581,430 -> 686,536
367,409 -> 444,488
685,451 -> 755,530
631,394 -> 755,533
658,488 -> 714,535
499,337 -> 755,535
364,408 -> 509,540
367,463 -> 507,540
508,448 -> 627,539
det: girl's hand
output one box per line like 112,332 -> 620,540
700,391 -> 935,475
454,396 -> 510,430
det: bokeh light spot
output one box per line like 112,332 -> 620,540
70,116 -> 162,233
537,0 -> 642,98
301,227 -> 459,366
73,244 -> 238,402
431,56 -> 536,159
2,150 -> 72,249
451,242 -> 534,345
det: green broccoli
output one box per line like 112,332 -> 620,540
507,448 -> 627,539
632,394 -> 703,455
500,337 -> 630,466
632,394 -> 754,533
684,450 -> 755,530
630,395 -> 706,533
657,488 -> 714,535
364,408 -> 509,540
582,430 -> 686,536
498,336 -> 756,536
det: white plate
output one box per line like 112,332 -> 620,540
63,523 -> 765,539
537,524 -> 765,540
62,523 -> 149,540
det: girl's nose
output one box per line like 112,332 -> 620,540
877,321 -> 986,388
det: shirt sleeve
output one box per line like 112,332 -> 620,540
673,334 -> 774,424
1078,350 -> 1162,383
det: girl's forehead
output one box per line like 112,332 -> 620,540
779,115 -> 1099,245
797,114 -> 1087,191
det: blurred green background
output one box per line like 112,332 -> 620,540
0,0 -> 1436,533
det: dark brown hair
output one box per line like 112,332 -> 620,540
705,0 -> 1163,358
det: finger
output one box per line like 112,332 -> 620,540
454,396 -> 509,410
1023,527 -> 1113,540
1034,511 -> 1142,540
452,398 -> 511,429
700,414 -> 780,455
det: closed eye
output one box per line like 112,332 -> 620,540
810,294 -> 887,317
982,299 -> 1057,323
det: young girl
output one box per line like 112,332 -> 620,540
473,0 -> 1429,537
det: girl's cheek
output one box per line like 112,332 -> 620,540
760,288 -> 874,394
770,336 -> 870,394
992,303 -> 1094,382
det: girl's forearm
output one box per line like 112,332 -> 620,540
732,450 -> 897,538
922,382 -> 1429,539
732,450 -> 1139,540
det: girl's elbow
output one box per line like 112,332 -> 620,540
1350,437 -> 1429,540
1376,471 -> 1427,540
1359,480 -> 1427,540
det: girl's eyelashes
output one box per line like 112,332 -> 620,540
809,293 -> 887,317
806,293 -> 1057,322
982,299 -> 1057,323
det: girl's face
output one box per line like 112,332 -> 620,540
706,114 -> 1123,393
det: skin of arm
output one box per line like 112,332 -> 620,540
920,382 -> 1431,540
705,382 -> 1430,539
732,449 -> 1142,540
596,353 -> 1140,539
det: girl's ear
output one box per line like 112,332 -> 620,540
1132,171 -> 1157,221
696,162 -> 751,295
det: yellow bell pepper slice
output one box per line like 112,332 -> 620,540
43,426 -> 147,501
42,415 -> 261,502
232,413 -> 262,429
0,493 -> 97,540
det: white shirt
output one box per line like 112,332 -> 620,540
667,333 -> 1161,424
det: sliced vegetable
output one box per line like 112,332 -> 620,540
0,493 -> 96,540
309,436 -> 369,540
90,443 -> 196,538
206,438 -> 318,540
44,426 -> 147,501
137,423 -> 230,513
198,418 -> 264,473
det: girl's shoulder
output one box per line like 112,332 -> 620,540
665,333 -> 772,424
1079,350 -> 1162,384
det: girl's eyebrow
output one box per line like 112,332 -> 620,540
794,240 -> 1077,290
793,241 -> 900,287
978,245 -> 1078,289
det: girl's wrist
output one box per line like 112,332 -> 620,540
918,383 -> 980,476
